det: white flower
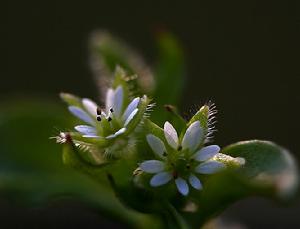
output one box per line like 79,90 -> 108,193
68,85 -> 141,140
140,121 -> 225,196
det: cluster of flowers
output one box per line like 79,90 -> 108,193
58,69 -> 243,196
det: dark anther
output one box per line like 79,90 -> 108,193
110,108 -> 114,113
172,171 -> 178,179
65,133 -> 72,143
107,117 -> 112,122
164,104 -> 174,113
163,151 -> 167,157
96,107 -> 101,115
186,164 -> 191,169
177,145 -> 182,151
96,116 -> 102,121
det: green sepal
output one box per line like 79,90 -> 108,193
187,105 -> 209,128
125,95 -> 151,134
178,105 -> 210,143
213,153 -> 245,168
60,92 -> 82,107
90,31 -> 154,95
69,132 -> 110,148
62,136 -> 110,172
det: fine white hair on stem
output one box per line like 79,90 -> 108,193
205,101 -> 218,143
143,102 -> 156,119
185,101 -> 218,143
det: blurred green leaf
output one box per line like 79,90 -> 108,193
223,140 -> 298,199
89,31 -> 186,126
90,31 -> 154,96
182,140 -> 298,228
151,32 -> 186,125
0,99 -> 161,229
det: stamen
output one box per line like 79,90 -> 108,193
177,145 -> 182,151
172,171 -> 178,179
164,104 -> 175,113
163,151 -> 167,157
186,164 -> 191,169
110,108 -> 114,113
107,117 -> 112,122
96,116 -> 102,121
96,107 -> 102,115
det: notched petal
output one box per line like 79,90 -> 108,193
106,127 -> 127,139
123,97 -> 140,121
74,125 -> 97,135
164,121 -> 179,149
124,108 -> 138,127
182,121 -> 203,152
150,172 -> 172,187
146,134 -> 167,158
68,106 -> 95,126
82,98 -> 98,116
175,177 -> 189,196
194,145 -> 220,161
113,86 -> 123,117
189,174 -> 203,190
106,88 -> 115,112
140,160 -> 165,173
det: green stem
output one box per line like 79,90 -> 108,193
164,202 -> 190,229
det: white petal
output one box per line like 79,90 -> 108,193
195,161 -> 226,174
106,88 -> 115,112
140,160 -> 165,173
82,98 -> 98,116
123,97 -> 140,121
68,106 -> 95,125
164,121 -> 179,149
113,86 -> 123,117
150,172 -> 172,187
146,134 -> 167,158
82,134 -> 100,138
114,127 -> 126,136
175,177 -> 189,196
182,121 -> 203,152
74,125 -> 97,135
106,127 -> 126,139
193,145 -> 220,161
124,108 -> 138,127
189,174 -> 202,190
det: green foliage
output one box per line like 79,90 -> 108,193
152,32 -> 186,122
184,140 -> 298,228
0,32 -> 298,229
90,31 -> 186,125
223,140 -> 299,200
0,100 -> 161,229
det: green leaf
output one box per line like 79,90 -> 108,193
222,140 -> 299,199
0,99 -> 162,229
182,140 -> 298,228
152,32 -> 186,125
90,31 -> 154,96
90,31 -> 186,126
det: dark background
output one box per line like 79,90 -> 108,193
4,0 -> 300,228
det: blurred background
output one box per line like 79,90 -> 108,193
3,0 -> 300,228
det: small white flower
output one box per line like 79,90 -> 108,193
68,85 -> 141,140
140,121 -> 225,196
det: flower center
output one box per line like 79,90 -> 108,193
95,107 -> 122,137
